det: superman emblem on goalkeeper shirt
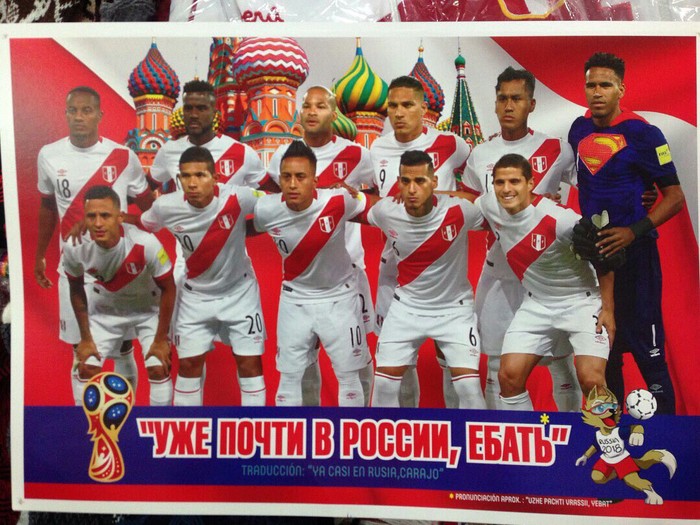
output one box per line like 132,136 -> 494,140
578,134 -> 627,175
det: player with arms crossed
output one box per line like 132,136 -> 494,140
254,141 -> 372,407
370,75 -> 471,408
63,186 -> 175,405
140,146 -> 267,406
35,86 -> 153,403
476,154 -> 614,410
463,67 -> 581,410
366,151 -> 485,409
569,52 -> 685,414
267,85 -> 376,405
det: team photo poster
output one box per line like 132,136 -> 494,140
1,22 -> 699,524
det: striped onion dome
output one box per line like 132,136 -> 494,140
232,37 -> 309,86
333,37 -> 388,115
128,41 -> 180,100
409,45 -> 445,115
332,108 -> 358,140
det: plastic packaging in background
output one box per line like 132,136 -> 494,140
166,0 -> 697,22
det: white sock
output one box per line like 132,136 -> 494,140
336,370 -> 364,407
276,370 -> 304,406
500,391 -> 533,411
301,359 -> 321,406
239,375 -> 266,406
74,373 -> 89,407
174,375 -> 203,406
114,344 -> 138,391
399,367 -> 419,408
485,356 -> 502,410
549,354 -> 583,412
452,373 -> 486,409
359,360 -> 374,407
438,357 -> 459,408
149,377 -> 173,406
371,372 -> 402,407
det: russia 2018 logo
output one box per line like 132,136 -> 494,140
82,372 -> 134,483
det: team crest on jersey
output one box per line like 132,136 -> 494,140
318,216 -> 335,233
579,133 -> 627,175
218,159 -> 236,177
125,262 -> 141,275
442,223 -> 458,242
218,214 -> 235,230
102,166 -> 118,183
429,152 -> 440,169
531,233 -> 547,251
530,156 -> 548,174
333,162 -> 349,180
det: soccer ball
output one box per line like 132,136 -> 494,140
625,389 -> 657,420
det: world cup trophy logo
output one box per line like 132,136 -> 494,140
82,372 -> 134,482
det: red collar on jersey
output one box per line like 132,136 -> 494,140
583,108 -> 648,127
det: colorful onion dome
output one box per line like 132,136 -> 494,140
333,38 -> 388,115
232,37 -> 309,86
409,45 -> 445,115
332,108 -> 357,140
128,41 -> 180,100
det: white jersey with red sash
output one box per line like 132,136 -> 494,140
254,188 -> 369,303
37,137 -> 149,245
62,224 -> 172,312
150,134 -> 267,190
140,183 -> 261,296
268,137 -> 374,266
464,129 -> 576,280
476,191 -> 597,298
368,195 -> 482,314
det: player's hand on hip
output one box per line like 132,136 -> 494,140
641,187 -> 658,210
67,220 -> 87,246
541,192 -> 562,204
146,340 -> 172,373
596,226 -> 634,256
34,258 -> 53,288
76,340 -> 100,364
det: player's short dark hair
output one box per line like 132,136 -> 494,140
399,150 -> 435,178
183,80 -> 216,103
493,153 -> 532,181
585,52 -> 625,80
179,146 -> 216,173
495,67 -> 536,98
67,86 -> 101,107
281,140 -> 317,173
84,185 -> 120,207
388,75 -> 424,97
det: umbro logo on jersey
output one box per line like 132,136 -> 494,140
379,160 -> 389,168
388,229 -> 399,239
333,162 -> 349,180
530,156 -> 548,174
218,214 -> 235,230
173,225 -> 184,232
531,233 -> 547,251
218,159 -> 236,177
126,262 -> 141,275
270,227 -> 282,236
57,169 -> 67,177
441,224 -> 458,242
102,166 -> 118,183
318,216 -> 335,233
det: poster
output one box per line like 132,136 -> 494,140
2,22 -> 699,523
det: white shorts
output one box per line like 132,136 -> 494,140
174,274 -> 266,359
374,256 -> 398,336
276,293 -> 369,374
355,265 -> 375,334
475,266 -> 524,357
58,272 -> 81,345
502,291 -> 610,360
376,298 -> 481,370
83,308 -> 161,368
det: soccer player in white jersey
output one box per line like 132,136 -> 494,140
140,146 -> 267,406
34,86 -> 153,404
463,67 -> 582,411
267,85 -> 375,405
366,150 -> 485,409
63,186 -> 175,406
370,76 -> 470,408
150,80 -> 278,194
254,141 -> 372,407
476,154 -> 613,411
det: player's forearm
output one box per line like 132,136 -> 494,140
648,184 -> 684,228
69,282 -> 92,341
596,270 -> 615,313
154,278 -> 176,343
36,203 -> 59,260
